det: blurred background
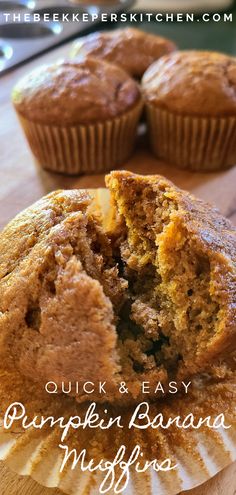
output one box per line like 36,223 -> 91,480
0,0 -> 236,74
136,0 -> 234,10
131,0 -> 236,54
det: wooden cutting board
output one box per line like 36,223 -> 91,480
0,40 -> 235,495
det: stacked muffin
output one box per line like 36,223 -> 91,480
12,28 -> 177,175
12,27 -> 236,174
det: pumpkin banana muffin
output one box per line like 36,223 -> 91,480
70,27 -> 177,79
12,59 -> 142,175
106,171 -> 236,383
0,172 -> 235,403
142,50 -> 236,171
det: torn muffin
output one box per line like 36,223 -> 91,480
0,190 -> 127,403
0,173 -> 235,403
106,171 -> 236,384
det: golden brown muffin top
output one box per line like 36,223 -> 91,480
142,50 -> 236,116
70,27 -> 177,78
12,58 -> 141,125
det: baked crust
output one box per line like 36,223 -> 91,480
12,58 -> 141,125
142,51 -> 236,116
71,28 -> 177,78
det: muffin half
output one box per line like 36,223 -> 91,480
0,172 -> 235,403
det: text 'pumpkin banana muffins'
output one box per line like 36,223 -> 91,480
0,171 -> 235,404
142,50 -> 236,171
70,27 -> 177,79
12,58 -> 143,175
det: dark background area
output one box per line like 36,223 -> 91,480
1,0 -> 236,74
106,1 -> 236,55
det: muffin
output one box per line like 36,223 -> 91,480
12,59 -> 143,175
70,27 -> 177,79
142,51 -> 236,171
0,172 -> 235,404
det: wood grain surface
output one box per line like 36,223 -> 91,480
0,41 -> 235,495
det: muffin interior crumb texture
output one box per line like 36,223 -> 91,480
0,172 -> 235,403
